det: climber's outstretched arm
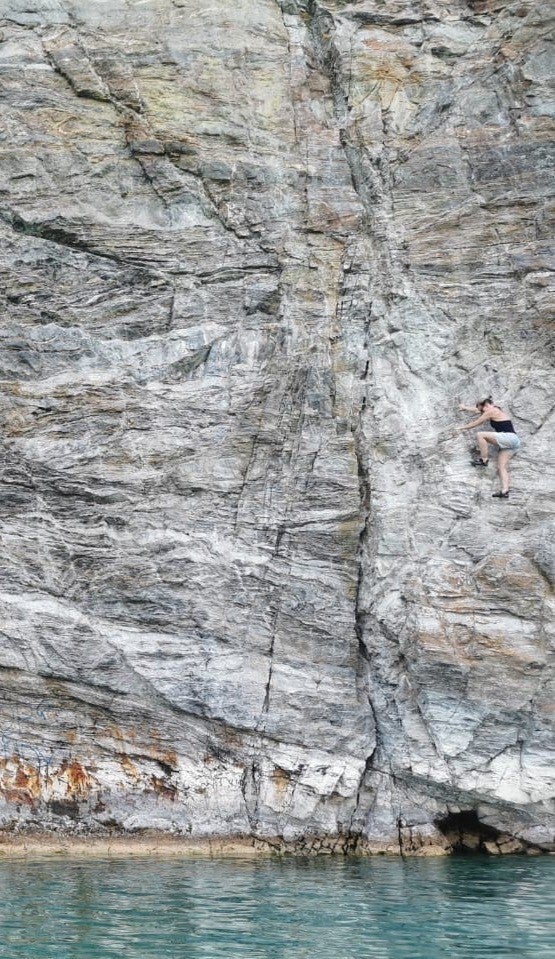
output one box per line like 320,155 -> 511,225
455,411 -> 490,432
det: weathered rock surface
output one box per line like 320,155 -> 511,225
0,0 -> 553,853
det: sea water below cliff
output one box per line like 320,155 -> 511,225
0,855 -> 553,959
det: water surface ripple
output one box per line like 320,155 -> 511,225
0,855 -> 553,958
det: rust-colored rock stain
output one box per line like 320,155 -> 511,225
271,766 -> 292,796
59,759 -> 91,797
0,757 -> 42,806
150,775 -> 177,802
119,754 -> 140,782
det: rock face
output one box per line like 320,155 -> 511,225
0,0 -> 553,853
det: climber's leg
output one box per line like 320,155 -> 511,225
496,450 -> 513,494
475,431 -> 498,463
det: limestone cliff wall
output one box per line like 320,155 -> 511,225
0,0 -> 553,853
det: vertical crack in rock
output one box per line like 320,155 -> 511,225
240,760 -> 261,833
275,1 -> 300,145
397,817 -> 406,859
349,339 -> 378,832
305,0 -> 387,829
261,572 -> 281,720
306,1 -> 398,278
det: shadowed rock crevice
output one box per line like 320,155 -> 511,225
435,809 -> 541,855
436,809 -> 501,852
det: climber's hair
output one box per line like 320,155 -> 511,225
476,396 -> 493,411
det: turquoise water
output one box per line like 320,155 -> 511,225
0,855 -> 553,958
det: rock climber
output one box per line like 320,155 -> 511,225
455,397 -> 521,499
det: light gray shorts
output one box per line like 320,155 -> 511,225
495,432 -> 521,451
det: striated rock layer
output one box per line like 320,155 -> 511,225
0,0 -> 553,853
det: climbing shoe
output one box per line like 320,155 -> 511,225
492,491 -> 509,499
471,458 -> 488,467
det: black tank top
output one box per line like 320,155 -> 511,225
490,419 -> 516,433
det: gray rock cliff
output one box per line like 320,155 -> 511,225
0,0 -> 553,853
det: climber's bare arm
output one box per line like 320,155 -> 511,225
455,411 -> 489,432
458,403 -> 479,413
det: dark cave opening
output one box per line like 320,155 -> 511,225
435,810 -> 502,854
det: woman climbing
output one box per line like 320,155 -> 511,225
456,397 -> 521,499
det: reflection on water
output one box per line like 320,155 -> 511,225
0,854 -> 553,958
